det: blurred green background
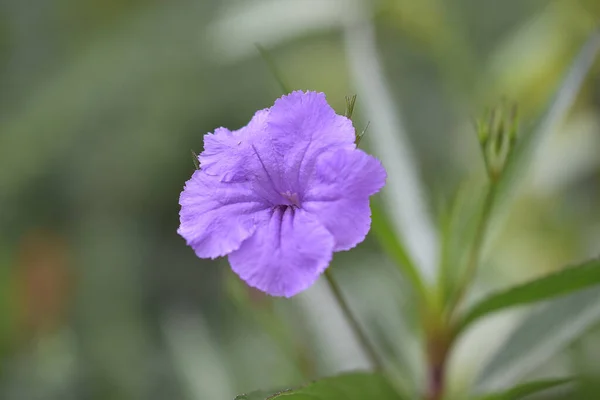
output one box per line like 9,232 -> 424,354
0,0 -> 599,399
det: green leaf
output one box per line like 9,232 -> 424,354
494,29 -> 600,219
236,372 -> 405,400
235,389 -> 292,400
371,200 -> 426,299
476,287 -> 600,392
343,19 -> 438,282
191,150 -> 200,170
456,258 -> 600,335
476,378 -> 574,400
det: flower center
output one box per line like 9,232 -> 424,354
280,191 -> 301,207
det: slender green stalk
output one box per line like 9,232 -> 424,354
255,44 -> 291,94
448,182 -> 498,316
422,182 -> 499,399
324,269 -> 384,370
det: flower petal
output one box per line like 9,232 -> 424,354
228,207 -> 335,297
178,170 -> 271,258
269,91 -> 355,153
303,198 -> 372,252
199,109 -> 269,182
303,148 -> 386,251
258,91 -> 356,194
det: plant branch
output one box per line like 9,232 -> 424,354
324,269 -> 384,370
448,182 -> 498,316
425,335 -> 450,400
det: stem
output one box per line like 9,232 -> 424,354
425,340 -> 449,400
422,297 -> 452,400
324,269 -> 384,370
448,182 -> 498,316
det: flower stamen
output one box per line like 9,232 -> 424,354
281,191 -> 301,207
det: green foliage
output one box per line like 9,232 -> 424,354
236,389 -> 290,400
476,378 -> 574,400
344,12 -> 439,284
446,29 -> 600,320
456,258 -> 600,335
437,183 -> 485,306
0,249 -> 16,370
2,0 -> 600,399
236,372 -> 405,400
371,200 -> 426,300
476,288 -> 600,392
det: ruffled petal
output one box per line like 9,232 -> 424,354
268,91 -> 355,154
256,91 -> 356,195
199,109 -> 269,182
303,198 -> 372,252
228,207 -> 334,297
303,148 -> 386,251
178,170 -> 271,258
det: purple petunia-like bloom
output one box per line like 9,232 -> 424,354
178,91 -> 386,297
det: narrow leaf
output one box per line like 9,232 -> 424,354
355,121 -> 370,146
237,372 -> 405,400
343,18 -> 438,281
476,287 -> 600,392
477,378 -> 574,400
191,150 -> 200,170
235,389 -> 292,400
456,258 -> 600,335
371,200 -> 426,299
345,94 -> 357,119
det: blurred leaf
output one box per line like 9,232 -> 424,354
0,248 -> 16,368
476,287 -> 600,392
236,372 -> 405,400
0,1 -> 214,201
371,200 -> 426,299
343,15 -> 438,282
208,0 -> 350,61
163,313 -> 235,400
456,258 -> 600,335
476,378 -> 574,400
224,269 -> 315,380
495,29 -> 600,214
235,389 -> 291,400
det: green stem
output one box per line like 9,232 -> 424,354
255,44 -> 290,94
324,269 -> 384,370
448,182 -> 498,316
422,298 -> 452,400
425,336 -> 450,400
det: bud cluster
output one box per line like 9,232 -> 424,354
475,101 -> 519,181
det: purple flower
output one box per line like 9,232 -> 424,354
178,91 -> 386,297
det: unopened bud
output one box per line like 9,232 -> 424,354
475,101 -> 519,181
345,94 -> 357,120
